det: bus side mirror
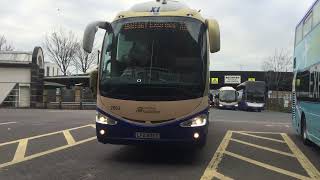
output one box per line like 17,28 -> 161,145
83,21 -> 112,53
90,69 -> 98,98
206,19 -> 220,53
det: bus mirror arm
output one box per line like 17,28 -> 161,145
83,21 -> 113,53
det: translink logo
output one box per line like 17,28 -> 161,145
150,7 -> 161,13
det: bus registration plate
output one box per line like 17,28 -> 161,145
135,132 -> 160,139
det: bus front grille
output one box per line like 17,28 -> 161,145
124,118 -> 175,125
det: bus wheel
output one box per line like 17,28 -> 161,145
301,116 -> 312,146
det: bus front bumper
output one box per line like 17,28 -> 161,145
95,113 -> 209,146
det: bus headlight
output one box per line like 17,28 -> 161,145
235,104 -> 238,107
180,114 -> 207,127
96,112 -> 117,125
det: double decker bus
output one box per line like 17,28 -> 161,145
236,81 -> 267,112
82,0 -> 220,147
292,0 -> 320,146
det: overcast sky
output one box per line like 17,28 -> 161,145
0,0 -> 315,71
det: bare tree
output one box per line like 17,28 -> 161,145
73,43 -> 97,74
262,49 -> 292,73
262,49 -> 293,103
0,35 -> 14,51
44,29 -> 78,76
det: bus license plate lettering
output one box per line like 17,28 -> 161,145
135,132 -> 160,139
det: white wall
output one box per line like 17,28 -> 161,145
0,68 -> 31,83
0,67 -> 31,104
44,62 -> 62,77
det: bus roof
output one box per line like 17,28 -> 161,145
130,1 -> 189,12
296,0 -> 319,29
219,86 -> 236,91
114,0 -> 206,22
237,81 -> 266,88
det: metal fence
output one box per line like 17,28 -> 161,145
0,82 -> 96,109
44,87 -> 96,110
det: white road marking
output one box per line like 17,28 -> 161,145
0,122 -> 17,126
213,119 -> 290,126
265,124 -> 290,128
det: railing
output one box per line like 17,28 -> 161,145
0,82 -> 96,109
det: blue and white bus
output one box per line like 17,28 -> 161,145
292,0 -> 320,146
236,81 -> 266,112
82,0 -> 220,148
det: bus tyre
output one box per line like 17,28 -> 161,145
301,116 -> 312,146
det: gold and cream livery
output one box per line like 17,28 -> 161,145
83,0 -> 220,146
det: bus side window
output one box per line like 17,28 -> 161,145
101,33 -> 113,80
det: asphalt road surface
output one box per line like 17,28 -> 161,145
0,108 -> 319,180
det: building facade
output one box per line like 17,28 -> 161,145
0,47 -> 45,108
44,62 -> 62,77
210,71 -> 293,91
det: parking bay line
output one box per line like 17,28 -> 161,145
63,130 -> 76,145
0,124 -> 94,147
200,131 -> 319,180
224,151 -> 312,180
230,138 -> 295,157
0,137 -> 96,169
234,132 -> 286,143
0,124 -> 96,169
200,130 -> 234,180
281,133 -> 320,179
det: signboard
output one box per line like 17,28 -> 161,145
248,78 -> 256,82
224,75 -> 241,84
211,78 -> 219,85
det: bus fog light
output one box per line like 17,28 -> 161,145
100,129 -> 105,135
180,114 -> 207,127
194,133 -> 200,139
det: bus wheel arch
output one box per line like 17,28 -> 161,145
301,113 -> 312,145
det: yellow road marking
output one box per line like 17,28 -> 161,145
224,151 -> 312,180
230,138 -> 295,157
0,124 -> 95,147
63,131 -> 76,145
12,139 -> 28,161
281,133 -> 320,179
236,131 -> 283,135
234,132 -> 286,143
212,171 -> 234,180
200,131 -> 233,180
0,137 -> 96,169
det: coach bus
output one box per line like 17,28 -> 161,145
236,81 -> 266,112
82,0 -> 220,147
217,86 -> 238,110
292,0 -> 320,146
